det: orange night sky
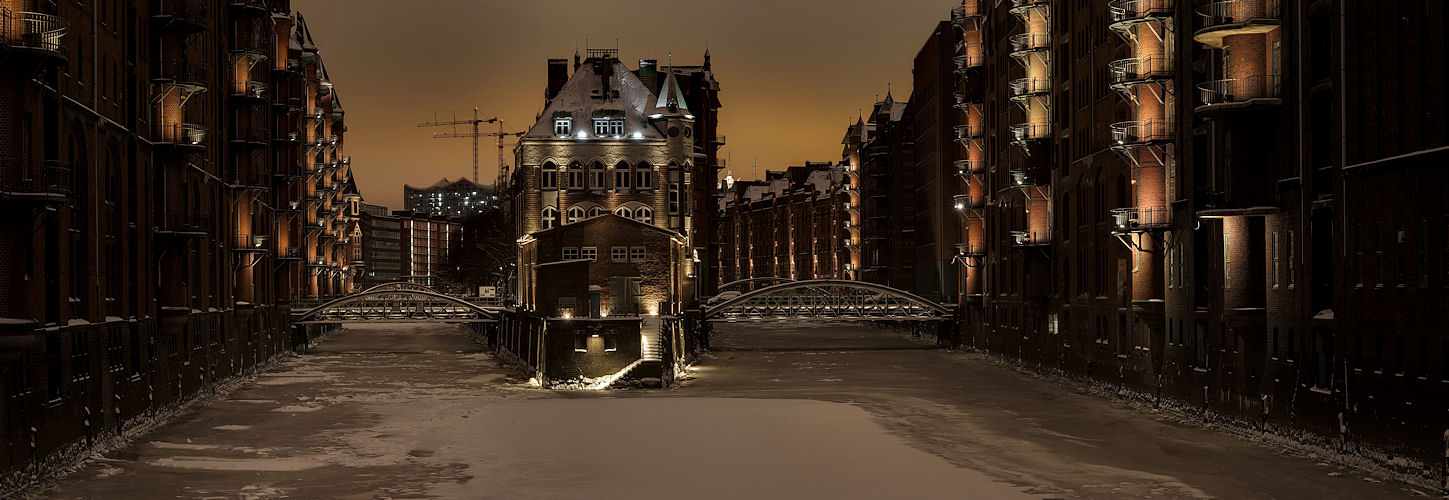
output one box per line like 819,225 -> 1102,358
290,0 -> 958,209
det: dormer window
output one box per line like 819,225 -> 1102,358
593,118 -> 624,136
553,117 -> 572,136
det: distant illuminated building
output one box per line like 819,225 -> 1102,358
403,177 -> 498,218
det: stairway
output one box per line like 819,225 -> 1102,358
640,330 -> 662,361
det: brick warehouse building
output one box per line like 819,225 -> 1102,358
919,0 -> 1449,465
716,162 -> 851,284
0,0 -> 360,475
504,49 -> 717,384
840,94 -> 918,291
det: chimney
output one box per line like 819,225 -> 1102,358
546,59 -> 568,101
637,59 -> 659,92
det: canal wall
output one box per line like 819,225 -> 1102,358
0,307 -> 338,493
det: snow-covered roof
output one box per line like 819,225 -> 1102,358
524,58 -> 664,140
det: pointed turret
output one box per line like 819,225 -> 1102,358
647,69 -> 693,120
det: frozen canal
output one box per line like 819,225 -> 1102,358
35,322 -> 1423,498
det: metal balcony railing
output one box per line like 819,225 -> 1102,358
954,159 -> 982,177
231,125 -> 267,144
1009,123 -> 1050,144
1197,75 -> 1282,106
953,193 -> 985,211
1008,33 -> 1050,55
1109,119 -> 1174,147
1111,207 -> 1172,232
277,247 -> 301,259
0,160 -> 71,197
954,124 -> 983,140
233,80 -> 267,98
1010,230 -> 1050,246
953,50 -> 984,71
231,35 -> 269,58
157,213 -> 210,234
276,131 -> 300,143
1009,77 -> 1051,99
234,234 -> 270,250
1108,56 -> 1173,86
232,171 -> 268,188
159,123 -> 207,147
0,9 -> 68,57
153,0 -> 208,30
955,242 -> 985,256
1197,0 -> 1278,30
154,59 -> 208,87
1009,169 -> 1035,188
1109,0 -> 1174,23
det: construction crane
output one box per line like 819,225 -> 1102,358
417,107 -> 524,185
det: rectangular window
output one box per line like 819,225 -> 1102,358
1285,230 -> 1295,287
630,246 -> 646,262
558,296 -> 577,319
71,331 -> 90,381
1222,233 -> 1231,290
541,169 -> 557,189
46,335 -> 61,400
107,327 -> 124,372
1420,218 -> 1430,287
614,170 -> 630,190
668,190 -> 680,215
580,247 -> 597,261
594,119 -> 609,136
562,247 -> 579,260
611,247 -> 627,262
8,352 -> 32,398
553,118 -> 571,136
1271,231 -> 1280,288
592,170 -> 606,189
635,170 -> 652,189
1396,226 -> 1407,286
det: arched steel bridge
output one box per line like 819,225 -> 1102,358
703,279 -> 953,321
293,283 -> 498,324
715,277 -> 796,293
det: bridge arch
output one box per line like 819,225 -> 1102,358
360,281 -> 439,294
293,289 -> 496,323
715,277 -> 796,293
703,279 -> 952,321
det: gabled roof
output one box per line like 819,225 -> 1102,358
528,212 -> 684,240
524,58 -> 664,140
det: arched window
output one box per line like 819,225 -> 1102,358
590,161 -> 606,190
614,206 -> 633,219
567,206 -> 586,224
541,162 -> 557,189
566,161 -> 583,189
635,206 -> 654,225
634,162 -> 653,189
613,161 -> 631,190
541,206 -> 558,230
587,207 -> 605,218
